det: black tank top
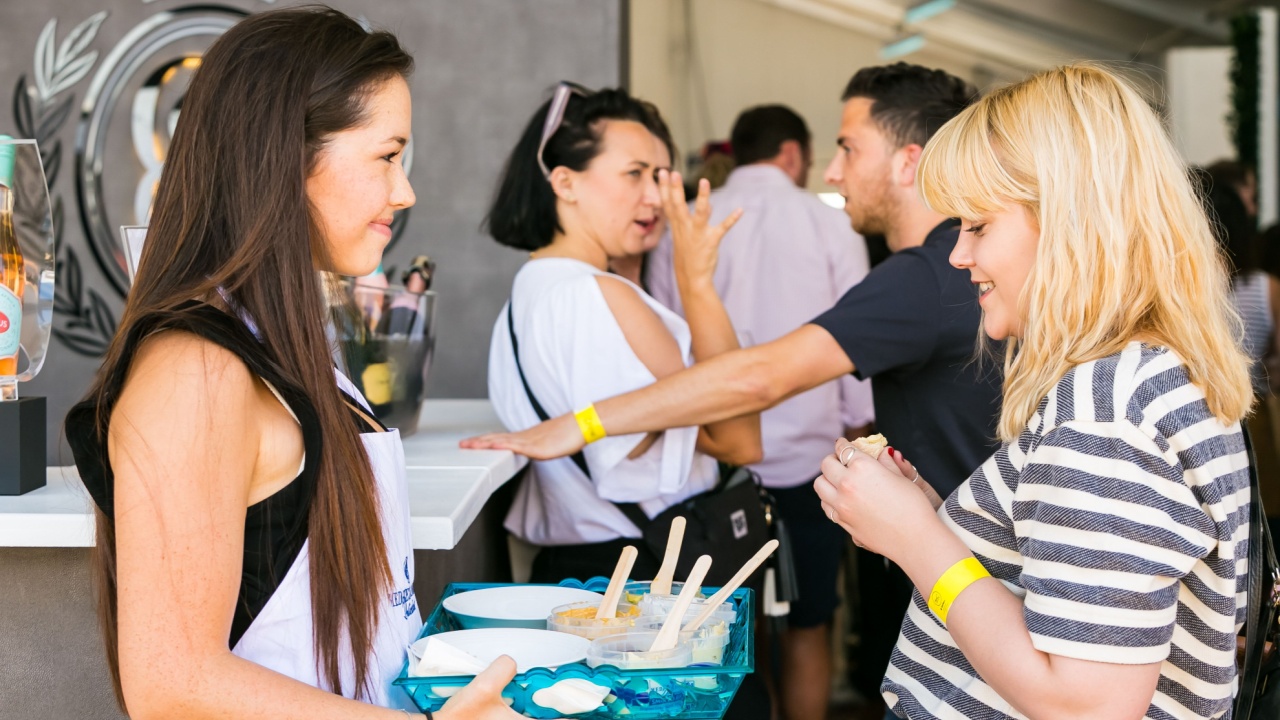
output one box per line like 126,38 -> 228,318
65,302 -> 380,648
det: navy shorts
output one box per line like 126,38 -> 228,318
770,480 -> 847,628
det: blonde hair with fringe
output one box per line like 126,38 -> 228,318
917,63 -> 1253,442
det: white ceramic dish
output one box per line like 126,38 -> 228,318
442,586 -> 604,629
411,629 -> 590,674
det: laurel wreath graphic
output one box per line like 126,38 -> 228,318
12,11 -> 114,357
10,9 -> 413,358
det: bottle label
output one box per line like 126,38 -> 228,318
0,285 -> 20,358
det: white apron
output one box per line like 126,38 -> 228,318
232,371 -> 423,709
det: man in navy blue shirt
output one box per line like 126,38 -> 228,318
466,63 -> 1002,719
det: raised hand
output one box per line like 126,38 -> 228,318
459,413 -> 583,461
657,169 -> 742,288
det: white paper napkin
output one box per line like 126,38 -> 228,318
407,635 -> 608,713
408,636 -> 489,677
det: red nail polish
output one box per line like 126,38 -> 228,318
887,446 -> 898,459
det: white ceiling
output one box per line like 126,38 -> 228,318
757,0 -> 1246,76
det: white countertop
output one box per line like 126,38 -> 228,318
0,399 -> 526,550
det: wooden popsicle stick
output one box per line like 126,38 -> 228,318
682,539 -> 779,634
648,517 -> 686,596
649,554 -> 712,652
595,545 -> 638,620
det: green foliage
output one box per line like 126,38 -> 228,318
1230,12 -> 1260,170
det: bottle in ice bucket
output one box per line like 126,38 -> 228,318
0,137 -> 22,401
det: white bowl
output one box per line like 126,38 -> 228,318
442,585 -> 603,629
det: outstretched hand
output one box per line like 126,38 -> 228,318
657,169 -> 742,286
459,413 -> 583,461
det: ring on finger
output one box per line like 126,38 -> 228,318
838,446 -> 857,466
827,508 -> 837,522
910,470 -> 920,484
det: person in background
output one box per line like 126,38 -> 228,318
63,7 -> 520,718
1207,158 -> 1258,219
462,63 -> 999,718
819,62 -> 1253,720
1194,167 -> 1277,393
1196,166 -> 1280,559
484,83 -> 762,583
693,140 -> 737,192
646,103 -> 873,720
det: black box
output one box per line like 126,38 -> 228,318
0,396 -> 45,495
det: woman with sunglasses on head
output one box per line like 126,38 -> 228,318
486,84 -> 762,583
816,64 -> 1254,719
63,8 -> 521,719
607,100 -> 675,291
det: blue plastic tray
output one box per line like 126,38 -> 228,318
394,578 -> 755,718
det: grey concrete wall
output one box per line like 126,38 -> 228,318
0,547 -> 120,720
0,0 -> 624,464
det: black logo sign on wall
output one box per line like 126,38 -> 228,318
13,4 -> 413,358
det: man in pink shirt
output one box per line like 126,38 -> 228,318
647,104 -> 874,720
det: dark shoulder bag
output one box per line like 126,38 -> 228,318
506,298 -> 790,590
1236,425 -> 1280,719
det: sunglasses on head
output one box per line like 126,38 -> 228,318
537,81 -> 592,179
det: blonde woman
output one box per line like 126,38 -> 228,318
815,64 -> 1254,719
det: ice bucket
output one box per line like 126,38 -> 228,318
332,279 -> 437,436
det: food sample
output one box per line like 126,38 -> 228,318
635,615 -> 732,666
638,594 -> 734,624
556,604 -> 640,620
587,631 -> 693,670
690,622 -> 730,666
851,433 -> 887,459
547,601 -> 642,640
625,581 -> 699,606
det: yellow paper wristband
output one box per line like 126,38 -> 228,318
574,404 -> 607,444
928,556 -> 991,625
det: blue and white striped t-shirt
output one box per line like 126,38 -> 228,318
883,342 -> 1251,719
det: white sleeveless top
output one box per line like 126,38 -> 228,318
231,370 -> 422,709
489,258 -> 719,546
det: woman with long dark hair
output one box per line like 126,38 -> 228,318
64,7 -> 519,718
483,84 -> 762,582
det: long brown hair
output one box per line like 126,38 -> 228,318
85,5 -> 413,706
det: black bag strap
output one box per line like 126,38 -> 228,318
505,292 -> 671,531
506,297 -> 593,480
1238,424 -> 1280,719
504,290 -> 760,534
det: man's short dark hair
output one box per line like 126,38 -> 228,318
730,105 -> 811,166
1205,159 -> 1254,191
841,63 -> 976,148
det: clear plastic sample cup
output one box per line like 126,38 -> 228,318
637,593 -> 736,625
547,600 -> 642,640
586,631 -> 693,670
635,608 -> 735,666
623,581 -> 708,606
